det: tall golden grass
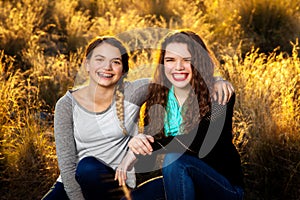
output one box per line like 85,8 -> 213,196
220,43 -> 300,199
0,0 -> 299,199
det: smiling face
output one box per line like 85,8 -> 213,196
164,42 -> 192,91
86,42 -> 123,88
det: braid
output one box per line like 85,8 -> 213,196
115,82 -> 128,135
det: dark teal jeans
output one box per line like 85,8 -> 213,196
162,153 -> 244,200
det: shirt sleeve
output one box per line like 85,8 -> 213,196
54,93 -> 85,200
124,78 -> 150,106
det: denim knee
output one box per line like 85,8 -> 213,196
163,153 -> 183,168
75,156 -> 103,185
162,153 -> 186,178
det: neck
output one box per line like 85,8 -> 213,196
87,83 -> 116,104
173,86 -> 191,106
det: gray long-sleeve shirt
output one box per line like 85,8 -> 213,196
54,79 -> 149,199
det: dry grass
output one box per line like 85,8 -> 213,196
220,42 -> 300,199
0,0 -> 299,199
0,50 -> 58,199
237,0 -> 300,54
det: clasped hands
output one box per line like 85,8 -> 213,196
114,134 -> 154,186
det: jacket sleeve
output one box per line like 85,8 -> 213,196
54,94 -> 85,200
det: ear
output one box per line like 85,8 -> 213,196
122,69 -> 128,76
84,59 -> 90,72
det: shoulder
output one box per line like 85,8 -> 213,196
56,91 -> 72,105
54,91 -> 75,124
55,91 -> 74,111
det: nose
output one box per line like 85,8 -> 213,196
175,59 -> 184,71
103,60 -> 112,70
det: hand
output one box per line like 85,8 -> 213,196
128,134 -> 154,155
212,79 -> 234,105
114,150 -> 137,186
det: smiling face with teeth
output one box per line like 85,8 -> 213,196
86,42 -> 124,89
164,42 -> 192,91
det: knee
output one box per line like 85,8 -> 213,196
163,153 -> 185,167
76,156 -> 100,184
163,153 -> 185,175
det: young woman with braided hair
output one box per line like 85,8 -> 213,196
42,34 -> 235,200
42,36 -> 149,200
125,30 -> 244,200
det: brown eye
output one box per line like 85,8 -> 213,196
112,60 -> 122,66
165,58 -> 175,62
184,58 -> 191,63
96,58 -> 104,62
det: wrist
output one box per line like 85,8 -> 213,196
214,76 -> 224,82
127,149 -> 137,160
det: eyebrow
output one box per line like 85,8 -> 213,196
94,55 -> 105,58
164,56 -> 191,59
94,55 -> 122,60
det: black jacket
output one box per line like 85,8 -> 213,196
143,94 -> 244,187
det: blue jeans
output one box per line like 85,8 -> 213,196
122,176 -> 165,200
42,156 -> 124,200
162,153 -> 244,200
42,182 -> 69,200
75,156 -> 124,200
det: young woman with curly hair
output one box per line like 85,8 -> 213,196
125,30 -> 244,200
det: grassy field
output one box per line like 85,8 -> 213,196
0,0 -> 299,199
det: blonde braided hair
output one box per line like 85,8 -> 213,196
115,82 -> 128,135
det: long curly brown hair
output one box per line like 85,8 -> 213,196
143,30 -> 216,138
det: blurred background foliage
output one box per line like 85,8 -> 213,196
0,0 -> 299,199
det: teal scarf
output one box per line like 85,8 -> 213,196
164,86 -> 183,136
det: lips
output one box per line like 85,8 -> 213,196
97,72 -> 113,78
172,73 -> 188,81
